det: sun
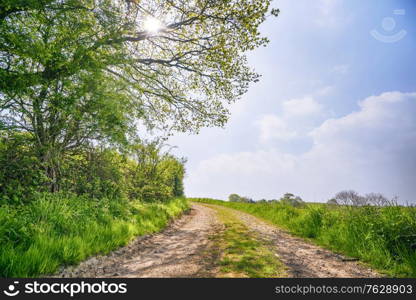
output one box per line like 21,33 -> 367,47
144,17 -> 163,34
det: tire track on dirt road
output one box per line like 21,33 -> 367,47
56,204 -> 222,278
214,205 -> 379,278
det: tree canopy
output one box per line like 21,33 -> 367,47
0,0 -> 277,188
0,0 -> 277,137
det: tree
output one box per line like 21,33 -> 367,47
242,197 -> 254,203
334,190 -> 367,206
282,193 -> 295,199
364,193 -> 389,207
229,194 -> 241,202
279,193 -> 305,207
228,194 -> 252,203
0,0 -> 278,190
327,198 -> 338,205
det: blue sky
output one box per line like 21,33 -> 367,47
169,0 -> 416,203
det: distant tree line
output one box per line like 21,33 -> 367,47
327,190 -> 398,207
228,190 -> 398,207
228,192 -> 305,207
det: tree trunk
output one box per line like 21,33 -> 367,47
32,89 -> 61,193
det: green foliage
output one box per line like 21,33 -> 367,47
124,143 -> 186,202
228,194 -> 253,203
0,0 -> 276,189
327,198 -> 339,205
0,132 -> 48,204
0,133 -> 185,204
279,193 -> 305,207
229,194 -> 241,202
0,194 -> 188,277
192,198 -> 416,277
60,149 -> 128,200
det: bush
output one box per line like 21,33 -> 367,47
59,149 -> 128,200
327,199 -> 338,205
228,194 -> 253,203
0,133 -> 185,203
279,193 -> 305,207
0,132 -> 48,204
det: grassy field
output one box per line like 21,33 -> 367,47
0,194 -> 188,277
203,204 -> 286,278
192,198 -> 416,277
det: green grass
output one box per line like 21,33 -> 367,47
0,193 -> 188,277
202,204 -> 286,278
192,198 -> 416,277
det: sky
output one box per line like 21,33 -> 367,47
169,0 -> 416,203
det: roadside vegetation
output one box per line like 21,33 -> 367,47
192,196 -> 416,277
0,196 -> 188,277
0,133 -> 189,278
202,204 -> 286,278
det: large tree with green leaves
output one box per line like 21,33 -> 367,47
0,0 -> 278,190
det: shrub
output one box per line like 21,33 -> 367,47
0,132 -> 48,204
0,134 -> 185,203
228,194 -> 253,203
279,193 -> 305,207
327,199 -> 338,205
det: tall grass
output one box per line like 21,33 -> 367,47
0,193 -> 188,277
192,198 -> 416,277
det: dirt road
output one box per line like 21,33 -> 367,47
227,207 -> 378,277
57,203 -> 378,278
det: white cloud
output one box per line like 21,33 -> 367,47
255,97 -> 323,143
282,97 -> 323,117
311,91 -> 415,144
255,97 -> 324,143
256,115 -> 297,142
186,91 -> 416,203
